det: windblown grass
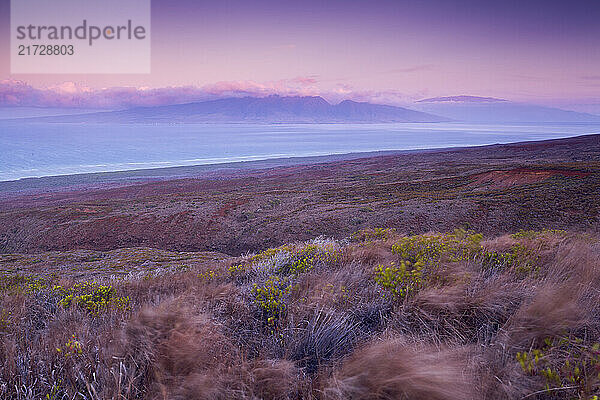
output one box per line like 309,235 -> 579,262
1,229 -> 599,399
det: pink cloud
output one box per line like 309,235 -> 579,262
387,64 -> 435,74
0,80 -> 216,109
290,76 -> 318,85
202,76 -> 320,98
0,78 -> 422,109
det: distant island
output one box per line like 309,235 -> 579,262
21,95 -> 448,124
414,95 -> 600,123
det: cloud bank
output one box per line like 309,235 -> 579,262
0,78 -> 419,109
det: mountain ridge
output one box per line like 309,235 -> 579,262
413,95 -> 600,123
20,95 -> 448,124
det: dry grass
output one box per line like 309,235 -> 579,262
324,339 -> 477,400
1,229 -> 599,399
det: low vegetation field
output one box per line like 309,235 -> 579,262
2,228 -> 599,399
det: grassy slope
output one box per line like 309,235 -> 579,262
0,134 -> 598,255
1,135 -> 600,399
1,228 -> 600,399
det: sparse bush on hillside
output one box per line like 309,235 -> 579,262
351,227 -> 397,243
390,229 -> 483,266
480,243 -> 540,276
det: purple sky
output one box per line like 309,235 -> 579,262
1,0 -> 599,109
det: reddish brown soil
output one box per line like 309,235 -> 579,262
0,134 -> 599,255
469,168 -> 591,190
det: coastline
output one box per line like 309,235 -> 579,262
0,132 -> 597,255
0,148 -> 442,196
1,133 -> 598,197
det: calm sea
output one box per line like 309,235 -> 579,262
1,121 -> 598,181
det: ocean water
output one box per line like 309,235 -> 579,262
0,121 -> 599,182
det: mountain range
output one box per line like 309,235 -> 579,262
24,95 -> 447,124
8,94 -> 600,124
413,96 -> 600,123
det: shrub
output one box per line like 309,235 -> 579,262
511,229 -> 568,239
198,269 -> 220,282
2,228 -> 598,399
250,245 -> 293,263
391,230 -> 483,266
351,228 -> 396,243
56,334 -> 83,358
277,243 -> 341,276
54,282 -> 130,314
0,273 -> 49,294
374,261 -> 422,300
252,276 -> 292,326
227,262 -> 247,277
516,336 -> 600,398
480,243 -> 539,276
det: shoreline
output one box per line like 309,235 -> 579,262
0,133 -> 597,197
0,148 -> 449,196
0,132 -> 597,254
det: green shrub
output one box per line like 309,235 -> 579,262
252,276 -> 291,326
276,243 -> 341,276
374,261 -> 422,300
391,230 -> 483,266
481,250 -> 516,270
250,245 -> 293,263
511,229 -> 568,239
227,263 -> 247,277
480,243 -> 539,276
516,337 -> 600,397
56,334 -> 83,358
198,269 -> 220,282
0,274 -> 49,294
54,282 -> 130,314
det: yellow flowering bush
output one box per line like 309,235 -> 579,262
198,269 -> 219,282
250,245 -> 293,263
391,230 -> 483,266
481,243 -> 540,276
374,261 -> 422,300
54,282 -> 130,314
0,274 -> 49,294
252,275 -> 291,326
277,243 -> 342,276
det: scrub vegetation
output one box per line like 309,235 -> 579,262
1,228 -> 599,399
1,135 -> 599,399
